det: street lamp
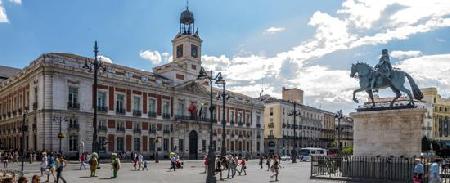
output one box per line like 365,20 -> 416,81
287,102 -> 300,163
21,110 -> 28,174
83,41 -> 107,154
335,110 -> 343,155
198,66 -> 222,183
53,114 -> 67,154
215,75 -> 228,157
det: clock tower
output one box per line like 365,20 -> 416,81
153,5 -> 203,83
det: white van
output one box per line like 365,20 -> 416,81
298,147 -> 327,161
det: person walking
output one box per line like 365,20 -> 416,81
227,156 -> 237,179
202,155 -> 208,174
2,152 -> 9,168
143,159 -> 149,171
47,153 -> 57,183
239,157 -> 247,176
138,154 -> 144,171
259,156 -> 264,169
266,156 -> 271,171
429,158 -> 442,183
79,153 -> 87,170
270,156 -> 281,182
40,152 -> 48,177
170,155 -> 176,171
111,153 -> 121,178
55,154 -> 67,183
413,158 -> 424,183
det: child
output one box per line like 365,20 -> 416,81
143,160 -> 149,171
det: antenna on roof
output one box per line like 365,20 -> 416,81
186,0 -> 189,9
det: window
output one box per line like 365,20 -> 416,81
177,100 -> 185,116
176,44 -> 183,58
191,44 -> 198,58
179,139 -> 184,152
256,115 -> 261,124
202,140 -> 206,152
99,137 -> 106,151
257,142 -> 260,152
117,121 -> 124,130
191,64 -> 197,70
69,135 -> 78,151
116,94 -> 125,112
176,74 -> 185,80
149,138 -> 155,151
163,100 -> 170,115
134,138 -> 141,151
270,108 -> 273,116
163,138 -> 169,151
134,122 -> 140,130
133,96 -> 141,111
237,112 -> 242,123
229,111 -> 235,123
68,87 -> 78,105
97,91 -> 106,108
148,98 -> 156,113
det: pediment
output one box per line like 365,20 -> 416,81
175,80 -> 211,97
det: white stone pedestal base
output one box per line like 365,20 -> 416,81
350,108 -> 426,157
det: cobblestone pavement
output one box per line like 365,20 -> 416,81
4,160 -> 347,183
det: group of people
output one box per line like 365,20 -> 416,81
260,155 -> 281,182
413,157 -> 445,183
207,155 -> 248,180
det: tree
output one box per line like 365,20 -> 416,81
342,146 -> 353,155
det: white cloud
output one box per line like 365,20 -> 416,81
264,26 -> 285,34
390,50 -> 422,60
8,0 -> 21,5
97,55 -> 112,63
0,0 -> 8,23
139,50 -> 163,65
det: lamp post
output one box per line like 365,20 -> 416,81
83,41 -> 107,154
288,101 -> 300,163
215,77 -> 227,157
335,110 -> 343,155
198,67 -> 222,183
53,114 -> 66,154
21,110 -> 28,174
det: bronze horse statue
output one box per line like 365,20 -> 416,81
350,62 -> 423,107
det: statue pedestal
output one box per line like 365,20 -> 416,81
350,108 -> 426,157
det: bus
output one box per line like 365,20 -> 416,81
298,147 -> 327,161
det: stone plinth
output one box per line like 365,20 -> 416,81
350,108 -> 426,157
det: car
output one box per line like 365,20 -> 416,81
280,155 -> 291,161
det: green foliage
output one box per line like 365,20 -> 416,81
342,146 -> 353,155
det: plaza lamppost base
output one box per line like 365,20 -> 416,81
291,149 -> 297,163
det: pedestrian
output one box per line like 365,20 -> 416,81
111,153 -> 121,178
270,156 -> 281,182
138,154 -> 144,171
227,155 -> 237,179
203,155 -> 208,173
413,158 -> 424,183
259,156 -> 263,169
79,152 -> 87,170
17,176 -> 28,183
56,154 -> 67,183
170,155 -> 176,171
31,175 -> 40,183
89,153 -> 99,177
143,159 -> 149,171
2,153 -> 8,168
133,153 -> 138,170
29,152 -> 33,164
266,156 -> 271,171
40,152 -> 48,177
47,153 -> 57,183
429,158 -> 442,183
239,157 -> 247,175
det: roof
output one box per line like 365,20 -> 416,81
0,66 -> 21,80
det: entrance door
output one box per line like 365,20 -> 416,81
189,130 -> 198,160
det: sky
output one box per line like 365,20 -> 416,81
1,0 -> 450,114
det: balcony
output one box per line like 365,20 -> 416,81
67,102 -> 80,110
175,115 -> 192,121
257,134 -> 261,138
256,124 -> 261,128
134,128 -> 142,134
238,134 -> 243,138
97,106 -> 108,112
148,129 -> 157,134
162,113 -> 171,120
238,122 -> 243,127
116,127 -> 125,133
148,111 -> 157,118
163,129 -> 170,134
230,120 -> 235,125
68,124 -> 79,131
246,123 -> 251,127
7,112 -> 11,117
12,111 -> 16,116
133,110 -> 142,117
116,108 -> 126,115
32,102 -> 37,110
268,135 -> 275,139
268,123 -> 274,128
99,126 -> 108,133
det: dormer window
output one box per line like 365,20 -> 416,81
176,44 -> 183,58
191,44 -> 198,58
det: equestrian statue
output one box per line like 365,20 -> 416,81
350,49 -> 423,107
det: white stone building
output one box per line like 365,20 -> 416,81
0,7 -> 265,159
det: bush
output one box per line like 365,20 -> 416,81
342,146 -> 353,155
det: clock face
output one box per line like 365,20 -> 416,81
176,44 -> 183,58
191,44 -> 198,58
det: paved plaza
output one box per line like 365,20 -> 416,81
4,160 -> 346,183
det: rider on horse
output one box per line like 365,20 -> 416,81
371,49 -> 393,90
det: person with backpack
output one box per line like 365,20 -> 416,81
47,153 -> 57,182
56,154 -> 67,183
111,153 -> 121,178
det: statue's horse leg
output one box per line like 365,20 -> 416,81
390,86 -> 401,107
398,85 -> 414,106
353,88 -> 365,103
366,90 -> 375,107
392,72 -> 414,106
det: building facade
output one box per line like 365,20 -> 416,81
263,93 -> 335,156
0,7 -> 265,159
421,88 -> 450,140
336,116 -> 353,149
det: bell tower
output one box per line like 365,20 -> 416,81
172,5 -> 202,69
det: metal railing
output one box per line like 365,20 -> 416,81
310,156 -> 450,183
148,111 -> 157,118
97,106 -> 108,112
162,113 -> 170,119
68,124 -> 79,130
67,102 -> 80,110
133,110 -> 142,116
99,126 -> 108,133
134,128 -> 141,134
116,127 -> 125,133
116,108 -> 126,115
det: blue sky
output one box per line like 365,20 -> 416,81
1,0 -> 450,113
